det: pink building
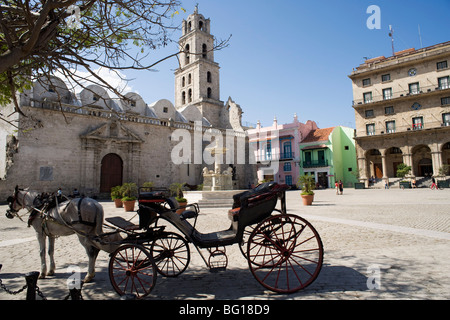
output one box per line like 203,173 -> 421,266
248,114 -> 318,187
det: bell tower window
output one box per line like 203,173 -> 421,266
202,44 -> 207,59
188,89 -> 192,103
185,44 -> 190,65
182,91 -> 186,105
207,72 -> 212,83
207,88 -> 212,98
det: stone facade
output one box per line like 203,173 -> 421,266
349,41 -> 450,186
0,9 -> 257,199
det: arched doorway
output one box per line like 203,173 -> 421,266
412,145 -> 432,177
418,158 -> 433,176
366,149 -> 383,179
100,153 -> 123,193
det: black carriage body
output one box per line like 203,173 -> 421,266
137,183 -> 289,249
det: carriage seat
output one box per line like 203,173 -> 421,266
228,182 -> 289,222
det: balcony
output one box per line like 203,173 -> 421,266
256,152 -> 295,163
352,83 -> 450,107
302,160 -> 329,168
355,120 -> 450,138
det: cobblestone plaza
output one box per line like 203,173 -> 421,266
1,187 -> 449,301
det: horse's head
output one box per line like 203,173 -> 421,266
6,185 -> 25,219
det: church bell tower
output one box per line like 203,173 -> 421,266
174,6 -> 224,127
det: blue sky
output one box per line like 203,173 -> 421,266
120,0 -> 450,129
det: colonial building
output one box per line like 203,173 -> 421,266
248,115 -> 357,189
248,114 -> 318,187
0,8 -> 256,199
299,126 -> 358,188
349,41 -> 450,187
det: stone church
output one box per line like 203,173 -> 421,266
0,8 -> 256,199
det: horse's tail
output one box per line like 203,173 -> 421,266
93,201 -> 105,236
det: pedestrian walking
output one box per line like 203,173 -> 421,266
335,181 -> 339,195
430,177 -> 438,190
338,180 -> 343,195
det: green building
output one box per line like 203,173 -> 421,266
299,126 -> 358,188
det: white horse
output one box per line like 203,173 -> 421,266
6,186 -> 120,282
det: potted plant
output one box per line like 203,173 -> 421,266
396,163 -> 412,189
120,182 -> 137,212
111,185 -> 123,208
169,182 -> 187,214
297,174 -> 315,206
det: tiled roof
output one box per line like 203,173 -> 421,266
301,127 -> 335,144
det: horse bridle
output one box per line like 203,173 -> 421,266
6,187 -> 28,219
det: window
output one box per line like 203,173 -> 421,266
383,88 -> 393,100
202,44 -> 207,59
283,162 -> 292,172
185,44 -> 190,65
188,89 -> 192,103
182,91 -> 186,104
182,76 -> 185,87
285,175 -> 293,186
412,117 -> 423,130
207,72 -> 212,83
386,120 -> 396,133
366,124 -> 375,136
188,73 -> 192,84
283,141 -> 292,159
163,107 -> 168,113
207,87 -> 212,98
385,106 -> 394,115
48,85 -> 56,93
443,113 -> 450,126
382,74 -> 391,82
363,92 -> 373,103
437,61 -> 448,70
409,82 -> 420,94
438,76 -> 449,90
344,146 -> 349,150
265,141 -> 272,160
442,97 -> 450,105
93,94 -> 100,101
365,109 -> 374,118
362,78 -> 371,87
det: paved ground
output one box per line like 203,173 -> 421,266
1,187 -> 449,301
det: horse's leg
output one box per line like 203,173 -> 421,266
36,232 -> 47,279
78,235 -> 100,283
84,245 -> 100,283
47,236 -> 56,276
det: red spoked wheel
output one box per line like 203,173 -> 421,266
108,244 -> 157,299
149,232 -> 190,277
247,214 -> 323,294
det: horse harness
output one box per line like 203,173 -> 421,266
27,194 -> 96,236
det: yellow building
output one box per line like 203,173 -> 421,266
349,41 -> 450,187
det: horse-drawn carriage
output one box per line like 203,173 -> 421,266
6,182 -> 323,299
